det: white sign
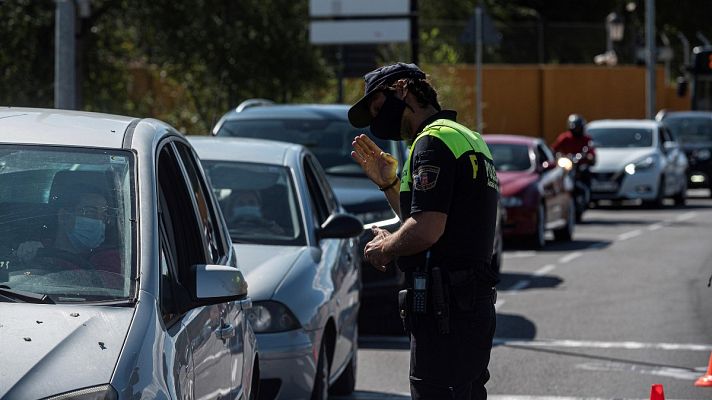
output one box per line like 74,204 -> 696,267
310,19 -> 410,45
310,0 -> 410,17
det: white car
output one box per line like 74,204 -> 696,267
587,119 -> 688,207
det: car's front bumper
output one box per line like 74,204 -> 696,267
257,329 -> 318,400
591,169 -> 660,201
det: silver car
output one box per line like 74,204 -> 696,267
189,136 -> 363,400
0,108 -> 258,400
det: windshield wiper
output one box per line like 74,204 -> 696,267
0,285 -> 54,304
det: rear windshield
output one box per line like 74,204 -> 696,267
216,118 -> 398,176
488,143 -> 532,172
663,116 -> 712,144
0,146 -> 135,303
587,127 -> 653,148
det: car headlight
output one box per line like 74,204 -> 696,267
43,385 -> 117,400
625,155 -> 656,175
355,208 -> 399,228
500,196 -> 523,208
696,149 -> 711,161
246,301 -> 301,333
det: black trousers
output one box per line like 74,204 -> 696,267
409,295 -> 496,400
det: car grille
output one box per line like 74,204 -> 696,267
591,172 -> 624,193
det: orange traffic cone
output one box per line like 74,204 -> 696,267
695,352 -> 712,387
650,384 -> 665,400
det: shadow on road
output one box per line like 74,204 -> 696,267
494,313 -> 537,343
497,272 -> 562,291
333,391 -> 410,399
503,239 -> 611,252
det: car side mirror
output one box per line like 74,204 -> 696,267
192,264 -> 248,304
663,141 -> 678,151
317,213 -> 364,239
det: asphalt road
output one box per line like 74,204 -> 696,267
338,190 -> 712,400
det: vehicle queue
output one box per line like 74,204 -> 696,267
0,104 -> 708,400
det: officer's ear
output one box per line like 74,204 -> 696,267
393,79 -> 409,100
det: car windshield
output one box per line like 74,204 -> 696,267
663,116 -> 712,144
587,127 -> 653,148
201,161 -> 306,246
0,146 -> 135,303
489,143 -> 532,172
217,119 -> 396,176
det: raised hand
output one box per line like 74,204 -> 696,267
351,134 -> 398,188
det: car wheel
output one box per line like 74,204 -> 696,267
644,176 -> 665,208
674,180 -> 687,207
311,340 -> 330,400
329,351 -> 357,395
554,198 -> 575,242
530,203 -> 546,249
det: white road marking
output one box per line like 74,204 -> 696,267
617,229 -> 642,241
494,338 -> 712,352
675,211 -> 697,222
577,361 -> 704,381
648,222 -> 665,231
503,251 -> 537,259
534,264 -> 556,276
506,280 -> 531,293
558,252 -> 582,264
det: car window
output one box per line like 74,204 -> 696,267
174,142 -> 226,263
0,145 -> 135,303
587,128 -> 653,148
201,160 -> 306,246
663,116 -> 712,144
303,159 -> 330,225
488,143 -> 532,172
157,143 -> 208,287
307,155 -> 337,214
216,118 -> 400,177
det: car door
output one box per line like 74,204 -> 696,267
660,126 -> 686,193
303,155 -> 358,377
157,140 -> 245,400
535,142 -> 565,223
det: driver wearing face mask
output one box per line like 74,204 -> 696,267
16,187 -> 120,276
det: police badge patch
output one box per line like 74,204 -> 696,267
413,165 -> 440,191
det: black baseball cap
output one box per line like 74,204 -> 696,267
348,62 -> 426,128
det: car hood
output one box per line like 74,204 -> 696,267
592,148 -> 656,172
497,171 -> 537,196
234,243 -> 308,301
0,303 -> 133,399
327,175 -> 388,212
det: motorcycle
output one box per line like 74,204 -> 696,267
557,147 -> 594,223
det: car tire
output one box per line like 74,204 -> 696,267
529,203 -> 546,249
673,180 -> 687,207
554,198 -> 575,242
311,340 -> 330,400
329,351 -> 357,395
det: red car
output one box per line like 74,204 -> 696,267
484,134 -> 575,248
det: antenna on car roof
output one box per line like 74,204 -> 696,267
235,98 -> 275,113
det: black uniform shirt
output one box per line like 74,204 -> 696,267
398,111 -> 500,286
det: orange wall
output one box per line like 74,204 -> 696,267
429,64 -> 691,145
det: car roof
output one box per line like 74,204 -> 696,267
188,136 -> 303,166
587,119 -> 661,129
0,107 -> 138,149
661,111 -> 712,120
219,104 -> 350,122
483,134 -> 538,146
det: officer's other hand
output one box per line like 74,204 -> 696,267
364,232 -> 393,272
351,134 -> 398,188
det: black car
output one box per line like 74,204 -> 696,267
213,100 -> 503,333
658,110 -> 712,195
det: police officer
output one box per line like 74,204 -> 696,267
348,62 -> 499,400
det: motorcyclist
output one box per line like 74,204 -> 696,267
552,114 -> 596,221
552,114 -> 596,166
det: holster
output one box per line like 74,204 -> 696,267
398,288 -> 412,335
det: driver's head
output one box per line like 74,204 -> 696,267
230,190 -> 262,219
56,186 -> 108,251
568,114 -> 586,137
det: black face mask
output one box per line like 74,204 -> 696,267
369,92 -> 411,141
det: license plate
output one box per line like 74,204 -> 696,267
591,180 -> 618,192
